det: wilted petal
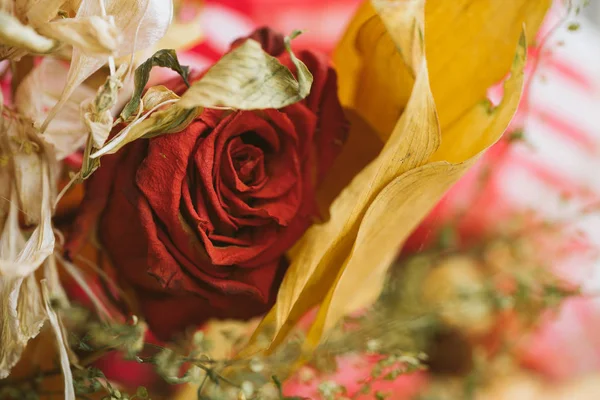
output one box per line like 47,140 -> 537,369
0,10 -> 55,58
14,58 -> 95,160
9,122 -> 46,224
0,159 -> 56,278
17,273 -> 46,340
0,229 -> 46,378
42,0 -> 173,131
42,280 -> 75,400
39,15 -> 120,56
0,276 -> 26,379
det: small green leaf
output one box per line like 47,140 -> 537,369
121,49 -> 190,121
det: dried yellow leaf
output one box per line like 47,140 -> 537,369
333,1 -> 414,141
244,0 -> 549,357
425,0 -> 550,129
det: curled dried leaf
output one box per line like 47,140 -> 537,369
120,48 -> 189,121
244,0 -> 548,358
177,36 -> 312,110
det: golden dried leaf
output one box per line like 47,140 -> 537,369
425,0 -> 550,129
244,0 -> 549,357
372,0 -> 425,74
333,1 -> 415,142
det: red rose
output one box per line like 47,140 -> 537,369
65,28 -> 348,339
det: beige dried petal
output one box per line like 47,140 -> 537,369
0,10 -> 55,57
0,276 -> 26,379
42,280 -> 75,400
0,159 -> 56,278
9,122 -> 45,224
84,110 -> 112,148
82,103 -> 112,149
0,204 -> 46,379
0,187 -> 25,261
39,15 -> 120,56
0,153 -> 10,232
25,0 -> 67,26
17,273 -> 46,339
42,0 -> 173,131
14,58 -> 95,160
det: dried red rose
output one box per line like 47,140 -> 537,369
65,28 -> 348,339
